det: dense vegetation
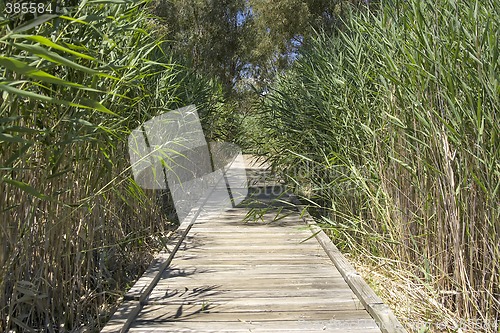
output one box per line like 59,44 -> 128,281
152,0 -> 357,95
1,0 -> 498,331
254,0 -> 499,330
0,0 -> 227,330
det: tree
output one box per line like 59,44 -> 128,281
152,0 -> 363,95
154,0 -> 253,95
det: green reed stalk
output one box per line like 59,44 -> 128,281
0,0 -> 224,331
258,0 -> 499,329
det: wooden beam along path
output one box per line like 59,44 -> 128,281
102,156 -> 406,333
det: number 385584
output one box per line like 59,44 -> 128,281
4,2 -> 54,14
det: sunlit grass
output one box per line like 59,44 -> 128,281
0,0 -> 225,331
257,0 -> 499,330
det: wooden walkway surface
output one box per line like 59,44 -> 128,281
103,156 -> 405,333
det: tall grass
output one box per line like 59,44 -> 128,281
0,0 -> 224,331
257,0 -> 499,330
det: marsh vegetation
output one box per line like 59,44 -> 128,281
0,0 -> 498,331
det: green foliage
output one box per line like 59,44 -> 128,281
0,0 -> 224,331
154,0 -> 251,94
258,0 -> 499,327
249,0 -> 359,80
153,0 -> 367,95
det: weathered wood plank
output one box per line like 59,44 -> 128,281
174,252 -> 325,258
180,247 -> 326,254
187,227 -> 309,233
147,288 -> 359,301
181,235 -> 316,243
156,272 -> 345,282
157,272 -> 344,281
163,263 -> 337,272
143,296 -> 363,309
100,301 -> 141,333
153,277 -> 349,290
135,306 -> 371,321
182,243 -> 319,249
161,264 -> 334,272
143,299 -> 364,312
129,319 -> 381,332
129,328 -> 381,333
171,258 -> 331,265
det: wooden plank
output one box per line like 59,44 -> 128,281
156,272 -> 344,282
190,217 -> 307,224
195,213 -> 296,219
186,231 -> 311,237
100,301 -> 141,333
173,254 -> 327,261
181,239 -> 315,246
126,272 -> 346,287
187,227 -> 309,233
153,277 -> 349,290
135,306 -> 371,321
162,265 -> 339,273
175,250 -> 324,256
139,299 -> 357,314
180,241 -> 319,247
154,270 -> 340,279
181,235 -> 316,243
147,288 -> 359,302
177,242 -> 319,250
191,217 -> 300,224
130,328 -> 381,333
143,296 -> 363,310
129,319 -> 381,332
192,211 -> 297,218
164,263 -> 337,271
177,247 -> 325,254
192,214 -> 300,221
143,299 -> 363,312
170,255 -> 333,266
176,244 -> 323,250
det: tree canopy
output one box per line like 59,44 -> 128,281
153,0 -> 359,95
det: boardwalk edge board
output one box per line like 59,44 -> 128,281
291,196 -> 408,333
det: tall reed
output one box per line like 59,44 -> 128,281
0,0 -> 223,331
258,0 -> 499,330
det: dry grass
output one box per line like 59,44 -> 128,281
0,1 -> 224,331
256,0 -> 499,328
349,253 -> 499,333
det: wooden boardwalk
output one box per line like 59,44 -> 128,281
103,156 -> 405,333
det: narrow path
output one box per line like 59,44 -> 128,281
103,156 -> 404,332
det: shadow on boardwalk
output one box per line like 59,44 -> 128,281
102,155 -> 405,333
